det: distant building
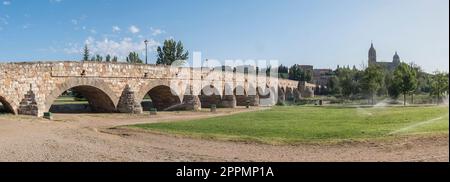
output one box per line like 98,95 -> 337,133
368,43 -> 401,71
298,65 -> 314,73
313,69 -> 333,87
293,64 -> 332,88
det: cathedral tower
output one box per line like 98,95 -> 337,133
368,42 -> 377,66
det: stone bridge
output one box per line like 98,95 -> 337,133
0,62 -> 315,117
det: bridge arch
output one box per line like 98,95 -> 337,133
137,80 -> 182,111
258,86 -> 278,106
0,95 -> 16,114
44,78 -> 118,113
257,85 -> 271,98
234,85 -> 248,106
280,87 -> 286,93
199,85 -> 222,108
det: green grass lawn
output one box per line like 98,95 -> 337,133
130,106 -> 449,144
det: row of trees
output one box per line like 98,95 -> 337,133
278,64 -> 314,82
321,63 -> 448,105
288,64 -> 312,82
82,39 -> 189,65
83,45 -> 121,63
430,72 -> 449,104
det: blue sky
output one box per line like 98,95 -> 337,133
0,0 -> 448,72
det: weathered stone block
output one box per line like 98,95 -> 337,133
17,89 -> 39,116
220,95 -> 236,108
117,85 -> 142,114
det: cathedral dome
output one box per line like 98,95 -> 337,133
393,51 -> 400,63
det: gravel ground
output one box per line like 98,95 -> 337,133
0,108 -> 448,162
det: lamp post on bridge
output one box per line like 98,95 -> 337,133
144,39 -> 149,64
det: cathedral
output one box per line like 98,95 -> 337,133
368,43 -> 401,71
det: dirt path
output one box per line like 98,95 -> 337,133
0,108 -> 448,162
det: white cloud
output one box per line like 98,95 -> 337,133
0,15 -> 8,30
0,16 -> 8,25
71,19 -> 78,25
71,15 -> 88,30
66,37 -> 160,60
63,47 -> 80,54
49,0 -> 62,3
112,26 -> 121,32
150,27 -> 165,36
22,24 -> 31,29
84,36 -> 95,45
129,25 -> 140,34
38,46 -> 59,53
3,1 -> 11,5
90,29 -> 97,34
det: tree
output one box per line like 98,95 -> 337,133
335,67 -> 356,99
83,45 -> 90,62
278,64 -> 288,73
409,63 -> 423,104
430,71 -> 449,105
265,66 -> 272,76
352,68 -> 365,95
393,63 -> 418,106
105,54 -> 111,62
95,54 -> 103,62
278,64 -> 289,79
288,64 -> 312,82
156,39 -> 189,65
327,76 -> 340,96
112,56 -> 118,63
300,69 -> 312,82
386,72 -> 401,99
126,52 -> 143,64
417,72 -> 432,93
288,65 -> 301,80
377,72 -> 389,96
361,65 -> 384,105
